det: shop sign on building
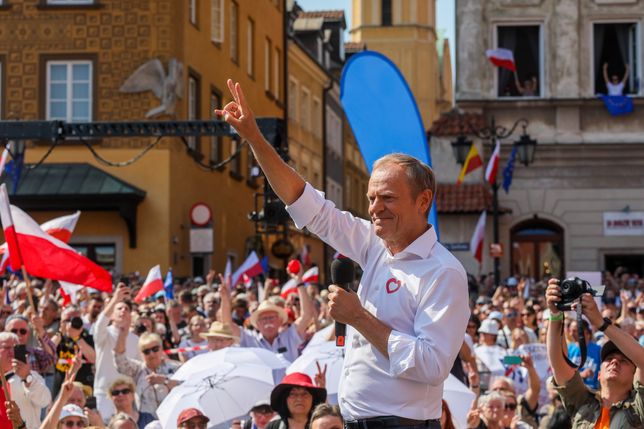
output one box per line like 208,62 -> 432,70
603,212 -> 644,236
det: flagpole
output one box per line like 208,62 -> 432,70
0,367 -> 14,429
20,266 -> 37,312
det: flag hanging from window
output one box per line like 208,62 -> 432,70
599,95 -> 633,116
457,144 -> 483,185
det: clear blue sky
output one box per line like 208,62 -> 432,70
296,0 -> 455,62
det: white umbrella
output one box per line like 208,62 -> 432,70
172,347 -> 289,383
287,340 -> 344,395
443,374 -> 476,429
158,361 -> 275,429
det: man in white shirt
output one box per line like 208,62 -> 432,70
0,332 -> 51,429
91,284 -> 140,421
217,79 -> 470,428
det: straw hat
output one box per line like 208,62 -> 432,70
250,301 -> 288,328
200,321 -> 240,342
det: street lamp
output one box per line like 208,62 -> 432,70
451,116 -> 538,287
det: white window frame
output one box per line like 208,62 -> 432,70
230,1 -> 239,62
189,0 -> 197,26
46,60 -> 93,122
288,77 -> 299,121
247,18 -> 255,77
300,87 -> 311,131
492,22 -> 545,99
211,0 -> 224,43
590,19 -> 642,96
264,38 -> 272,93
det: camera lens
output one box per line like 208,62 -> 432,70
70,316 -> 84,330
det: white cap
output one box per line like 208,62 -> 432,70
478,319 -> 500,336
59,404 -> 88,423
488,311 -> 503,322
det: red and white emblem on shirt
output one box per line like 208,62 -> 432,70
385,277 -> 402,294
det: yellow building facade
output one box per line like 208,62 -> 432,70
0,0 -> 284,277
350,0 -> 449,126
285,40 -> 328,270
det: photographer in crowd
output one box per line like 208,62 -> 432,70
546,278 -> 644,428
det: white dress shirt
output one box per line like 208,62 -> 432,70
286,183 -> 470,420
9,370 -> 51,429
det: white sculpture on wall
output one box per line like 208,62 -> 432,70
119,58 -> 184,118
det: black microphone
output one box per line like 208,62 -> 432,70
331,258 -> 355,347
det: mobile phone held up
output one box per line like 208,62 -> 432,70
14,344 -> 28,363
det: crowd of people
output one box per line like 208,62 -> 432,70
0,264 -> 641,429
0,78 -> 642,429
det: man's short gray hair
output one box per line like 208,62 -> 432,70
478,391 -> 506,408
372,153 -> 436,215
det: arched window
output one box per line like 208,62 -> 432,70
511,219 -> 564,280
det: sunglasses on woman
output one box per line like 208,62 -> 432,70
11,328 -> 28,335
142,345 -> 161,355
62,419 -> 86,428
111,388 -> 132,396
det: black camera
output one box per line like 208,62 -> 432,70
556,277 -> 601,311
70,316 -> 84,330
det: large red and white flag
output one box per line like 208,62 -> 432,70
134,265 -> 163,303
485,139 -> 501,185
0,211 -> 82,275
470,211 -> 487,265
302,266 -> 319,283
486,48 -> 516,72
232,251 -> 264,286
0,185 -> 112,292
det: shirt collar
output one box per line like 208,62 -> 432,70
387,225 -> 437,260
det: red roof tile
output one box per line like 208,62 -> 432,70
429,110 -> 485,137
436,183 -> 511,214
298,10 -> 345,20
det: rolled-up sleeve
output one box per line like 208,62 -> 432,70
387,267 -> 470,385
286,183 -> 373,268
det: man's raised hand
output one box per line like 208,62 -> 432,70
215,79 -> 261,142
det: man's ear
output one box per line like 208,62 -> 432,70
417,189 -> 433,214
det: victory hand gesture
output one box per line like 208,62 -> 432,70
215,79 -> 261,142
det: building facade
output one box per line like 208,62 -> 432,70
453,0 -> 644,279
0,0 -> 284,277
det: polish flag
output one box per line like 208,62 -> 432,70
486,48 -> 516,72
232,251 -> 264,286
280,278 -> 298,299
40,211 -> 80,243
302,266 -> 319,283
134,265 -> 164,303
470,211 -> 487,264
485,139 -> 501,185
0,211 -> 81,275
59,281 -> 83,306
0,185 -> 113,292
